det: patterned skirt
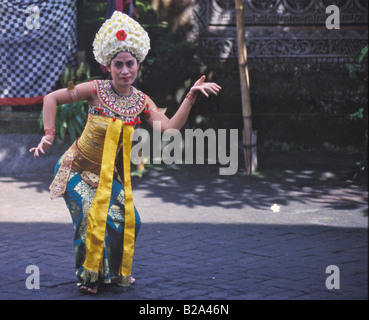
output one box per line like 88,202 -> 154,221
54,160 -> 141,286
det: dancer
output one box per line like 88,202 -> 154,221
29,11 -> 221,294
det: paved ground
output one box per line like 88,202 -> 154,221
0,151 -> 367,301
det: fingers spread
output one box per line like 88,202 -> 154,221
191,80 -> 222,98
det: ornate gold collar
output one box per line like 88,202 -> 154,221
94,80 -> 146,118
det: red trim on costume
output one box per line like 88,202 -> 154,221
0,96 -> 44,106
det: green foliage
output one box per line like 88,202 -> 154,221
139,29 -> 199,93
345,45 -> 368,122
60,61 -> 92,87
38,61 -> 94,143
345,45 -> 368,79
38,101 -> 88,144
135,1 -> 205,108
136,1 -> 158,25
349,107 -> 364,121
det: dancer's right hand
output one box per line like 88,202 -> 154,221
29,135 -> 53,157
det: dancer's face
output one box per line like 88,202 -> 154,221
108,51 -> 139,91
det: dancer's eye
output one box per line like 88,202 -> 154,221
126,60 -> 135,68
114,61 -> 123,68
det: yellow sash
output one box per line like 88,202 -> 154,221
83,118 -> 135,286
120,124 -> 135,284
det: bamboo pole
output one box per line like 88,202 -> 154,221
235,0 -> 254,174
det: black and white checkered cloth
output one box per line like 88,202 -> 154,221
0,0 -> 77,105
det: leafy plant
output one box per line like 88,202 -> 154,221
345,45 -> 368,122
345,45 -> 368,79
38,61 -> 95,143
349,107 -> 364,121
345,44 -> 368,184
38,100 -> 88,143
60,61 -> 92,87
135,1 -> 206,108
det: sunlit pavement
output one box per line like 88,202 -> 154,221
0,154 -> 367,300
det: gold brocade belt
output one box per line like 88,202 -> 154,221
49,118 -> 135,286
49,139 -> 110,196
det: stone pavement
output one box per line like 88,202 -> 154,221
0,151 -> 367,301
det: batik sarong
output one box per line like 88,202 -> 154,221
54,160 -> 141,287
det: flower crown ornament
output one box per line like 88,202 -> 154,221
93,11 -> 150,66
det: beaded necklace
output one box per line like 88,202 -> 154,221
90,79 -> 148,125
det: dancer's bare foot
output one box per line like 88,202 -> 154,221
79,285 -> 98,294
79,277 -> 134,293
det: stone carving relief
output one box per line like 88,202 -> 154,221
204,0 -> 367,26
192,0 -> 368,60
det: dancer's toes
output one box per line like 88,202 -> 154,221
79,285 -> 98,294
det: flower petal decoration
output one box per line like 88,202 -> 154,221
116,29 -> 127,41
93,11 -> 150,66
271,204 -> 281,212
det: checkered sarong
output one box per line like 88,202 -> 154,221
0,0 -> 77,105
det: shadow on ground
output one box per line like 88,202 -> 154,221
5,151 -> 367,214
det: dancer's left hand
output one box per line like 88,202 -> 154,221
190,75 -> 222,98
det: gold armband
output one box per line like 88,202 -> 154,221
67,81 -> 79,103
185,92 -> 197,105
44,126 -> 56,138
142,105 -> 160,120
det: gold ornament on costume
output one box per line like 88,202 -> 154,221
90,80 -> 146,125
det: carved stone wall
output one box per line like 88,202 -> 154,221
187,0 -> 368,149
192,0 -> 368,61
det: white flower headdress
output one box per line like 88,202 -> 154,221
93,11 -> 150,66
